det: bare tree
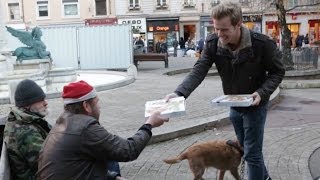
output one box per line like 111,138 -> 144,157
257,0 -> 320,70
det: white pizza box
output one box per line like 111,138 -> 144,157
211,95 -> 253,107
145,96 -> 186,118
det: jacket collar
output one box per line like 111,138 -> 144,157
8,107 -> 45,124
216,25 -> 254,64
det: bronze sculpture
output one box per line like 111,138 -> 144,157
6,26 -> 51,61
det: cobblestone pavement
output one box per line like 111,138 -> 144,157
120,89 -> 320,180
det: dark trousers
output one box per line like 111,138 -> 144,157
230,104 -> 270,180
107,161 -> 121,176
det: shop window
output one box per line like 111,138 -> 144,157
8,3 -> 21,20
129,0 -> 140,10
37,1 -> 49,18
211,0 -> 220,6
156,0 -> 168,9
62,0 -> 79,17
184,0 -> 195,8
286,0 -> 298,8
95,0 -> 107,16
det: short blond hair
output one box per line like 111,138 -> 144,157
211,1 -> 242,26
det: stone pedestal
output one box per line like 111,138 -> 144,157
13,59 -> 51,73
46,67 -> 77,92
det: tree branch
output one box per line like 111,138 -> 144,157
286,2 -> 320,12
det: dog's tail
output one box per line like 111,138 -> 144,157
163,152 -> 187,164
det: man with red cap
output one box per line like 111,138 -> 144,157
37,80 -> 168,180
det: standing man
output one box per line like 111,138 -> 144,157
4,79 -> 51,179
173,38 -> 179,57
165,2 -> 284,180
197,38 -> 204,55
179,37 -> 186,56
37,80 -> 169,179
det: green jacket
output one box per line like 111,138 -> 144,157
4,107 -> 51,180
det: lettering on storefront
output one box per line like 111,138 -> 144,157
85,18 -> 117,26
118,18 -> 146,33
156,26 -> 170,31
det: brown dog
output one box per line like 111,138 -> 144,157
163,140 -> 243,180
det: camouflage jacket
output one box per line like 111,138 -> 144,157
4,107 -> 51,180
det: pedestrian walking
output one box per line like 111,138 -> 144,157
165,2 -> 285,180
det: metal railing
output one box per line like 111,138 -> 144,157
291,46 -> 319,70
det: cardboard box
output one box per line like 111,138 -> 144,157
211,95 -> 253,107
145,97 -> 186,118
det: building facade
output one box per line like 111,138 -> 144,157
4,0 -> 116,29
2,0 -> 319,50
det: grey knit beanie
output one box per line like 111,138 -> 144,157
14,79 -> 46,107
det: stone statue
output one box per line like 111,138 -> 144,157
6,26 -> 51,61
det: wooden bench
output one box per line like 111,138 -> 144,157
133,53 -> 168,68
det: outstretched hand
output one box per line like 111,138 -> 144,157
164,93 -> 179,102
145,111 -> 169,128
251,92 -> 261,106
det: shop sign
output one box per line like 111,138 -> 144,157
118,18 -> 146,33
147,20 -> 179,32
85,18 -> 117,26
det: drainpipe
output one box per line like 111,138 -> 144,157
21,0 -> 26,29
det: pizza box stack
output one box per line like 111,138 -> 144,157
145,96 -> 186,118
211,95 -> 253,107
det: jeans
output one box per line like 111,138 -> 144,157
107,161 -> 121,176
230,105 -> 270,180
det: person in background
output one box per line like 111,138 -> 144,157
185,37 -> 195,56
179,37 -> 186,56
160,39 -> 168,54
173,38 -> 179,57
165,2 -> 284,180
37,80 -> 169,180
4,79 -> 51,179
135,36 -> 145,53
155,40 -> 161,53
304,33 -> 309,45
197,38 -> 205,55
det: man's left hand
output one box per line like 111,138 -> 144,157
251,92 -> 261,106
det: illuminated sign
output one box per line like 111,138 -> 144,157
147,20 -> 179,32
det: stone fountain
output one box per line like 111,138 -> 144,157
0,9 -> 76,103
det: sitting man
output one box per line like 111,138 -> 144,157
37,80 -> 169,179
4,79 -> 51,179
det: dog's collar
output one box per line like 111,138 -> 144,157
226,140 -> 244,156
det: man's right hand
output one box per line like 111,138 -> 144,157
145,112 -> 169,128
164,93 -> 179,102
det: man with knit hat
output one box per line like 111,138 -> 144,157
37,80 -> 168,180
4,79 -> 51,180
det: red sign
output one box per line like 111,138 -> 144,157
291,13 -> 297,20
85,18 -> 117,26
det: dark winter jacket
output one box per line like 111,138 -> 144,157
37,112 -> 152,180
175,26 -> 285,110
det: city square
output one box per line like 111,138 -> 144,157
1,0 -> 320,180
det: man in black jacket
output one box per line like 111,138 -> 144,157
37,80 -> 168,180
165,2 -> 285,180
